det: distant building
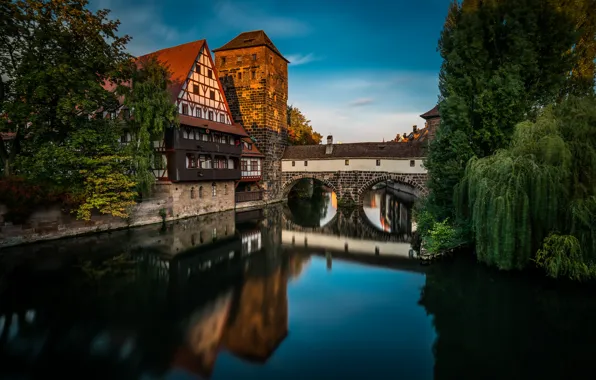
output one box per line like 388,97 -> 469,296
393,105 -> 440,143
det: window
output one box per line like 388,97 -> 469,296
199,186 -> 203,198
210,90 -> 215,100
238,72 -> 242,80
195,65 -> 200,74
192,84 -> 199,94
208,111 -> 214,120
219,114 -> 225,123
230,138 -> 235,145
208,69 -> 213,78
224,184 -> 228,195
292,161 -> 295,167
236,56 -> 242,63
182,104 -> 188,115
202,133 -> 208,141
199,155 -> 206,168
410,160 -> 415,167
190,187 -> 195,199
186,153 -> 196,168
252,54 -> 257,61
241,160 -> 248,171
196,108 -> 202,118
304,160 -> 308,166
270,56 -> 273,63
183,128 -> 190,139
248,143 -> 252,150
376,159 -> 381,166
250,160 -> 258,171
212,182 -> 217,197
221,57 -> 226,65
345,159 -> 349,166
252,71 -> 256,79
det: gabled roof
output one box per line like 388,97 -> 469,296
282,142 -> 424,160
213,30 -> 289,63
137,40 -> 206,102
241,137 -> 265,157
420,105 -> 440,119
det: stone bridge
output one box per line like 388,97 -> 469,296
280,139 -> 427,204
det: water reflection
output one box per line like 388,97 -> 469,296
287,180 -> 337,228
361,181 -> 415,236
1,204 -> 596,379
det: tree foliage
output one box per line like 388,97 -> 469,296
118,56 -> 178,196
287,105 -> 322,145
0,0 -> 153,220
456,97 -> 596,279
422,0 -> 593,229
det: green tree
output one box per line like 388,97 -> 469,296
0,0 -> 130,176
287,105 -> 322,145
421,0 -> 592,230
455,96 -> 596,279
117,56 -> 178,196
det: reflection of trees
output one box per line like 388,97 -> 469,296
287,185 -> 332,228
419,255 -> 596,379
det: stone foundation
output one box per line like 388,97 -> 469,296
0,180 -> 238,248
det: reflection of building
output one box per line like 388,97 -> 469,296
362,188 -> 413,235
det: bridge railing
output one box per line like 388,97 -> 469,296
235,190 -> 263,203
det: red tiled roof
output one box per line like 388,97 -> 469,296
178,115 -> 248,137
420,105 -> 440,119
282,142 -> 425,160
213,30 -> 289,63
137,40 -> 206,102
241,137 -> 264,157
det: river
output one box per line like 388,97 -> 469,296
1,186 -> 596,379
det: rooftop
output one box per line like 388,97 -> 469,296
420,105 -> 439,119
213,30 -> 289,63
282,142 -> 425,160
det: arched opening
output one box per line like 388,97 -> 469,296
360,179 -> 418,238
284,177 -> 337,228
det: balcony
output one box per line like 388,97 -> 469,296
235,190 -> 263,203
175,168 -> 241,182
241,170 -> 262,181
176,139 -> 242,156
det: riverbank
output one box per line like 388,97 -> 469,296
0,193 -> 283,249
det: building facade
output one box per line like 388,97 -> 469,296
134,40 -> 250,217
213,30 -> 289,202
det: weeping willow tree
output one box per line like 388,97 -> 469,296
119,57 -> 178,196
456,96 -> 596,279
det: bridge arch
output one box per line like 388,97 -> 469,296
356,174 -> 427,205
281,174 -> 338,199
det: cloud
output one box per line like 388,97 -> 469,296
90,0 -> 197,56
211,1 -> 311,39
348,98 -> 374,107
288,70 -> 439,142
286,53 -> 320,66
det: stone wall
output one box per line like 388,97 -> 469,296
215,45 -> 288,202
0,180 -> 237,248
281,171 -> 428,204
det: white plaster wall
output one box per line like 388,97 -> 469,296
281,158 -> 426,174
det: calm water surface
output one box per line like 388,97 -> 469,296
1,187 -> 596,379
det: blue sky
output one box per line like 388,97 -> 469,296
91,0 -> 451,142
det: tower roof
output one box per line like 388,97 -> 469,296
213,30 -> 289,63
137,39 -> 206,102
420,105 -> 440,119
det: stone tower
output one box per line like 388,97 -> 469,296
420,105 -> 440,141
213,31 -> 289,201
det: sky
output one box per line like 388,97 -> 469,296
90,0 -> 451,143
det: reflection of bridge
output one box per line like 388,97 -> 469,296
282,206 -> 412,243
281,138 -> 428,203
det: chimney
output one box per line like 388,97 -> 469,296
327,135 -> 333,145
326,135 -> 333,155
413,125 -> 418,133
